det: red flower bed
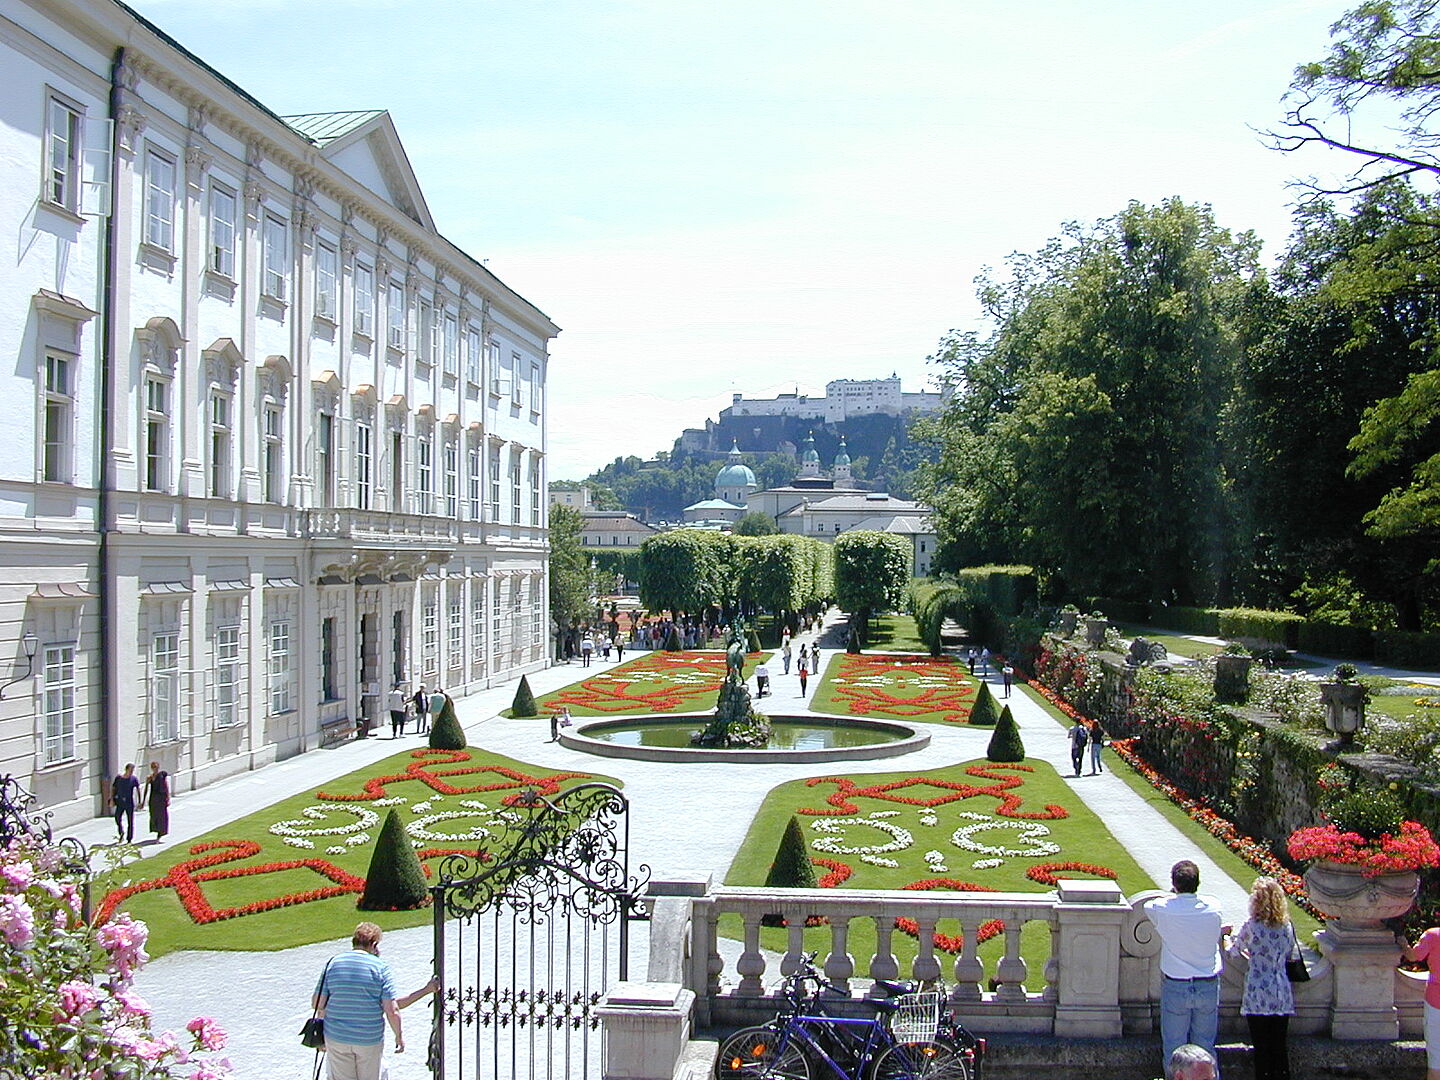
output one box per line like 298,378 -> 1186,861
893,880 -> 1004,952
823,655 -> 977,724
316,749 -> 590,803
797,764 -> 1068,821
812,857 -> 854,889
543,651 -> 732,713
1024,861 -> 1117,887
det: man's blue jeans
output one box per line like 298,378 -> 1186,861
1161,974 -> 1220,1073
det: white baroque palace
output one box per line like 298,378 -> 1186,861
0,0 -> 556,827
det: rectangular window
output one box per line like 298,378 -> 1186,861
417,301 -> 433,365
466,326 -> 482,384
214,625 -> 240,728
443,313 -> 459,377
422,595 -> 439,677
530,360 -> 542,413
263,404 -> 283,503
488,342 -> 507,396
151,632 -> 179,743
42,643 -> 77,764
316,411 -> 334,506
210,184 -> 236,277
316,243 -> 338,319
144,148 -> 176,251
417,437 -> 433,514
492,581 -> 506,670
321,617 -> 337,701
467,446 -> 482,520
268,621 -> 292,714
489,450 -> 501,520
353,263 -> 374,336
511,353 -> 524,406
471,593 -> 485,667
448,596 -> 463,661
42,354 -> 73,484
530,577 -> 544,650
391,609 -> 406,686
531,460 -> 542,526
355,422 -> 372,509
391,431 -> 405,510
262,214 -> 287,300
144,376 -> 168,492
387,282 -> 405,350
443,441 -> 459,518
46,95 -> 82,211
510,453 -> 522,523
209,391 -> 231,498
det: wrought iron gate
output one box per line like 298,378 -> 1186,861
428,782 -> 649,1080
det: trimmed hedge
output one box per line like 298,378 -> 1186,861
1297,621 -> 1375,661
986,705 -> 1026,762
1375,630 -> 1440,672
969,681 -> 1001,726
357,809 -> 430,910
1154,605 -> 1221,636
511,675 -> 537,717
957,565 -> 1036,618
1215,608 -> 1303,649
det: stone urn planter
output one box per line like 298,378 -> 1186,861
1319,682 -> 1367,741
1303,860 -> 1419,931
1084,617 -> 1109,647
1056,610 -> 1079,637
1213,654 -> 1252,705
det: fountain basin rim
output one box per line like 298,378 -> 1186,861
558,712 -> 929,763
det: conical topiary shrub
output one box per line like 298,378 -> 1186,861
968,680 -> 1000,726
762,816 -> 818,927
746,628 -> 762,654
664,626 -> 683,651
428,694 -> 467,750
511,674 -> 537,717
986,705 -> 1026,762
357,809 -> 430,910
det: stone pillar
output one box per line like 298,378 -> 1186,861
1320,925 -> 1403,1039
1053,880 -> 1126,1038
597,982 -> 696,1080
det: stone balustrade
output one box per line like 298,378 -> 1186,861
602,876 -> 1431,1078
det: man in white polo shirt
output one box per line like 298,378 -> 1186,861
1144,860 -> 1228,1077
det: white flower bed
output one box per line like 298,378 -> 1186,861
811,813 -> 915,868
270,803 -> 380,840
949,812 -> 1059,858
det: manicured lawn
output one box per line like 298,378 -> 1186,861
723,757 -> 1155,984
864,613 -> 927,653
1368,688 -> 1440,723
1113,623 -> 1221,660
810,653 -> 981,725
520,650 -> 770,717
1015,684 -> 1322,939
99,747 -> 616,958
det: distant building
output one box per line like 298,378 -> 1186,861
722,375 -> 943,425
549,485 -> 593,510
579,512 -> 656,549
682,441 -> 755,524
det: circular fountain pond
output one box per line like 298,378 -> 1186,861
559,713 -> 929,763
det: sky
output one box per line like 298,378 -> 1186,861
132,0 -> 1360,478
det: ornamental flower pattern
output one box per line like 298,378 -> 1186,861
810,814 -> 915,867
542,651 -> 736,713
822,654 -> 978,724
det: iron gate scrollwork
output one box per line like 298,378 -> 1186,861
429,782 -> 649,1080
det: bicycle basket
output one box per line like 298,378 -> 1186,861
890,991 -> 942,1041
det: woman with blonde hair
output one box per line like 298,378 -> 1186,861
1226,877 -> 1296,1080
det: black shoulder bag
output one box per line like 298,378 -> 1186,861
300,959 -> 333,1048
1285,922 -> 1310,983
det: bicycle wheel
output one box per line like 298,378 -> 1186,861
715,1025 -> 812,1080
869,1040 -> 970,1080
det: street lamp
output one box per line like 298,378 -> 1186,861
0,632 -> 39,700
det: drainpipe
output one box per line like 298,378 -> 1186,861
97,48 -> 125,807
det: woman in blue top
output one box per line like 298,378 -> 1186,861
1226,877 -> 1296,1080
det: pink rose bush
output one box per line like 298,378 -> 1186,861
1,834 -> 231,1078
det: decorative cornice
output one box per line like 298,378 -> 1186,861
117,105 -> 147,154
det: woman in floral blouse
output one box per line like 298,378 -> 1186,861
1226,877 -> 1295,1080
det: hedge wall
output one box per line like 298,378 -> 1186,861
956,565 -> 1036,618
1297,621 -> 1375,661
1214,608 -> 1303,650
1375,630 -> 1440,671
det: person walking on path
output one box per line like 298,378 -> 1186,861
967,648 -> 976,675
1068,719 -> 1089,776
142,761 -> 170,841
427,686 -> 447,732
782,641 -> 792,675
549,711 -> 561,742
388,684 -> 408,738
412,685 -> 429,733
311,922 -> 438,1080
1399,920 -> 1440,1080
614,637 -> 624,664
1227,877 -> 1295,1080
1089,726 -> 1106,774
798,656 -> 809,697
581,635 -> 594,667
1002,664 -> 1013,698
1146,860 -> 1227,1076
754,661 -> 771,698
109,763 -> 140,843
980,646 -> 991,674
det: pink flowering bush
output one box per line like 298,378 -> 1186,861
0,835 -> 232,1077
1288,819 -> 1440,877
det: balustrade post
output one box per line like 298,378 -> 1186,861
951,920 -> 984,1002
825,917 -> 855,993
912,912 -> 942,983
868,913 -> 900,992
1052,880 -> 1126,1038
736,913 -> 766,996
994,917 -> 1028,1002
1320,924 -> 1404,1039
597,982 -> 696,1080
782,919 -> 807,977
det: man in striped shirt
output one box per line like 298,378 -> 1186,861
311,922 -> 404,1080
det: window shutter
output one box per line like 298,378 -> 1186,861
81,117 -> 113,218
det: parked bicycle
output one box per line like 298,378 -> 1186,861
715,955 -> 984,1080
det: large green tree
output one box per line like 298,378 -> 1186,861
548,504 -> 591,638
638,529 -> 728,617
833,531 -> 911,644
